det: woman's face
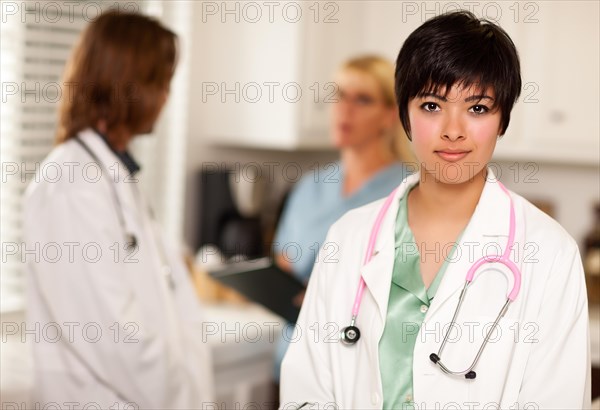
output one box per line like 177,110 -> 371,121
141,85 -> 171,135
330,68 -> 396,150
407,83 -> 502,184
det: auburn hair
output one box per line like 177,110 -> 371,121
56,10 -> 178,146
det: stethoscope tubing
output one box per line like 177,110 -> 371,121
74,136 -> 175,289
350,186 -> 400,319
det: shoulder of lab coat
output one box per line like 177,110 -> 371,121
279,195 -> 386,409
24,138 -> 213,408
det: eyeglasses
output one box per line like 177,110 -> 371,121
334,89 -> 387,108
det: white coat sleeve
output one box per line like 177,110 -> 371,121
25,189 -> 180,408
517,240 -> 592,409
279,224 -> 339,409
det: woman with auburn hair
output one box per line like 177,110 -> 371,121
24,11 -> 214,409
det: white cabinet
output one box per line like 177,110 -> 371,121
191,1 -> 367,150
191,2 -> 303,150
493,1 -> 600,165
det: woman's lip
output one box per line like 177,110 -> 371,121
338,124 -> 352,133
435,150 -> 470,162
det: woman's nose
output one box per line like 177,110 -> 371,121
335,97 -> 354,117
442,114 -> 466,141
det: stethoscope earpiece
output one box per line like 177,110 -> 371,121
340,325 -> 361,345
430,353 -> 477,379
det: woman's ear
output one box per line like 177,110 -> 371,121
384,105 -> 399,130
497,119 -> 504,136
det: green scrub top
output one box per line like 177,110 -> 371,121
378,185 -> 463,409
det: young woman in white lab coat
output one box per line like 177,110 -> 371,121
24,11 -> 214,409
280,10 -> 591,409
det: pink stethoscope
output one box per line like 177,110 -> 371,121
339,181 -> 522,380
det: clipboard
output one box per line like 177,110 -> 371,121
207,257 -> 306,323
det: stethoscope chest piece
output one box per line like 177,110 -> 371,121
340,325 -> 361,345
125,234 -> 138,252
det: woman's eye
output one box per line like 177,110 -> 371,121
421,102 -> 439,112
357,95 -> 374,105
470,105 -> 489,114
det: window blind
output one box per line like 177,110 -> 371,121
1,0 -> 192,312
1,1 -> 88,312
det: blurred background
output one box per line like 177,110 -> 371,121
1,0 -> 599,408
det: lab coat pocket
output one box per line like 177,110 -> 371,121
465,314 -> 523,408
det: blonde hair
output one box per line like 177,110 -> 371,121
340,55 -> 414,163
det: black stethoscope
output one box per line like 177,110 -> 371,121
75,135 -> 176,290
340,182 -> 521,380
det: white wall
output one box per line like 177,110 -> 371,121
494,161 -> 599,249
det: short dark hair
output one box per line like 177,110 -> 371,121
395,10 -> 521,139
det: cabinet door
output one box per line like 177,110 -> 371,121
495,1 -> 599,164
193,2 -> 303,149
195,1 -> 364,150
296,1 -> 369,149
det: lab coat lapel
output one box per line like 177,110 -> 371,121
78,128 -> 140,227
425,167 -> 512,320
360,172 -> 422,323
78,128 -> 128,182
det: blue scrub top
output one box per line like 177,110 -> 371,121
273,160 -> 410,282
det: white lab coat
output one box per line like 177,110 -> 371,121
24,129 -> 215,409
280,168 -> 591,409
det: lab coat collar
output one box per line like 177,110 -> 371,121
93,127 -> 141,176
360,167 -> 512,324
77,128 -> 140,182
